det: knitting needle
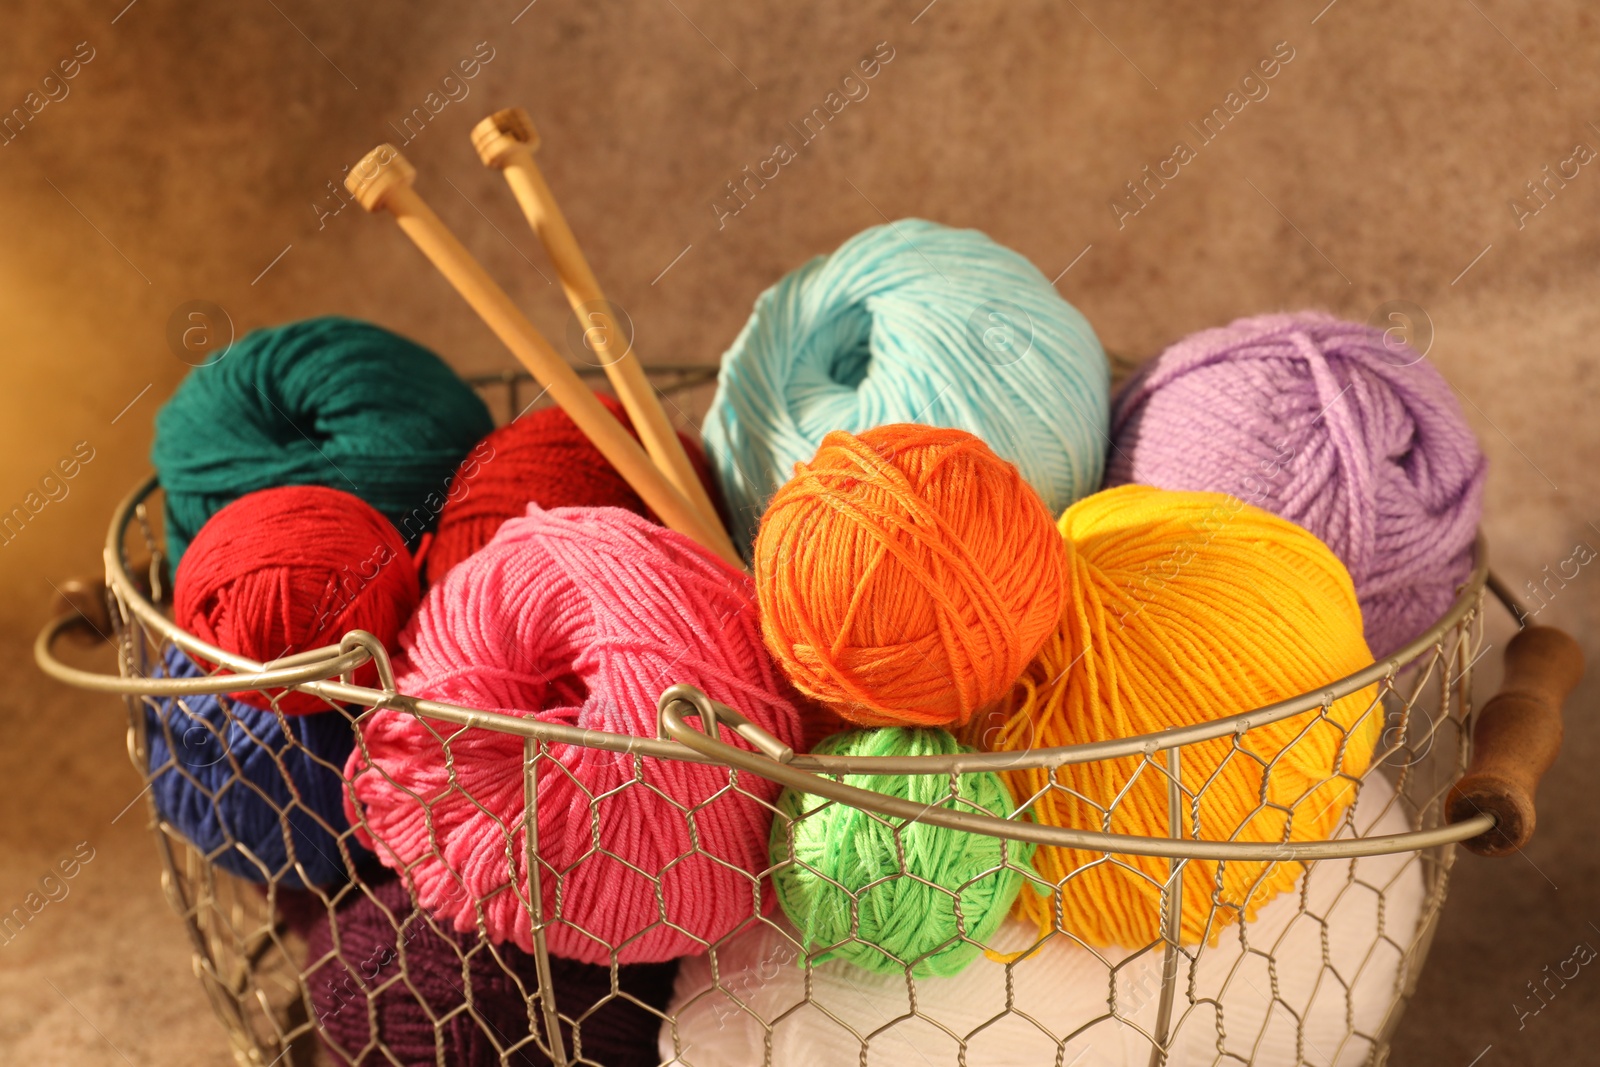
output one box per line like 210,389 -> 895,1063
471,108 -> 730,546
345,144 -> 746,571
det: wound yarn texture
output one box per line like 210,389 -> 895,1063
146,646 -> 369,888
345,505 -> 807,965
1107,311 -> 1485,658
153,316 -> 492,566
173,484 -> 419,713
770,727 -> 1031,978
422,392 -> 718,586
965,485 -> 1380,948
704,219 -> 1110,553
754,424 -> 1066,729
307,874 -> 675,1066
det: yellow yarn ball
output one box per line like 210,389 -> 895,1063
965,485 -> 1380,948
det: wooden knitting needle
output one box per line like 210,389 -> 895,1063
471,108 -> 730,545
345,144 -> 746,571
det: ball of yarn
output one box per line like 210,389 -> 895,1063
704,219 -> 1110,551
421,392 -> 720,586
153,316 -> 493,565
1107,310 -> 1486,658
306,874 -> 676,1066
965,485 -> 1379,949
146,646 -> 370,887
770,728 -> 1030,978
345,505 -> 806,965
664,774 -> 1421,1067
754,424 -> 1065,729
174,485 -> 420,713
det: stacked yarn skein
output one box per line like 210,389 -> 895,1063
770,728 -> 1031,978
174,485 -> 419,713
345,505 -> 806,965
968,485 -> 1380,948
754,425 -> 1065,729
1107,310 -> 1486,657
663,774 -> 1421,1067
146,646 -> 369,888
705,219 -> 1110,552
153,316 -> 493,566
307,875 -> 675,1067
421,392 -> 719,585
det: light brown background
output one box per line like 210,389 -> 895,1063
2,1 -> 1597,1063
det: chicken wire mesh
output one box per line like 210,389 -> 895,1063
70,469 -> 1491,1067
39,371 -> 1503,1067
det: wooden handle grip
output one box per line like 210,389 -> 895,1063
1447,625 -> 1583,856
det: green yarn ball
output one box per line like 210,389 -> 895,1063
152,317 -> 493,567
769,728 -> 1031,978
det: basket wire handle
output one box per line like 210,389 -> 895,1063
658,682 -> 795,764
34,607 -> 372,697
1447,624 -> 1584,856
337,629 -> 396,694
657,686 -> 1504,861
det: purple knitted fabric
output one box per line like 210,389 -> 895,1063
306,876 -> 676,1066
1107,311 -> 1485,659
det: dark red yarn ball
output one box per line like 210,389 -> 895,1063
305,876 -> 676,1067
174,485 -> 420,713
420,393 -> 720,586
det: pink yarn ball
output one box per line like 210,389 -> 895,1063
344,505 -> 805,965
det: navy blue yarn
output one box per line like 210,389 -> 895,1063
146,646 -> 369,887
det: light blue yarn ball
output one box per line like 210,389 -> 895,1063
703,219 -> 1110,554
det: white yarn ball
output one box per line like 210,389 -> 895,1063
661,774 -> 1425,1067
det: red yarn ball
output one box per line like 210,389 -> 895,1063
305,875 -> 675,1066
174,485 -> 420,713
421,392 -> 720,586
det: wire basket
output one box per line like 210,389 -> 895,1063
36,374 -> 1574,1067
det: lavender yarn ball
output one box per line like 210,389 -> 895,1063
1107,311 -> 1485,658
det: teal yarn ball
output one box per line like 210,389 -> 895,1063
769,728 -> 1032,978
704,219 -> 1110,552
152,317 -> 493,566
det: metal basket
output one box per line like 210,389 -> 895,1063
35,373 -> 1567,1067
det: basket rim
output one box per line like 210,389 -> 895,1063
70,472 -> 1501,860
103,474 -> 1489,766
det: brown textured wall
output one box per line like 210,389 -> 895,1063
2,1 -> 1597,1063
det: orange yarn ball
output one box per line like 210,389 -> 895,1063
753,424 -> 1066,729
